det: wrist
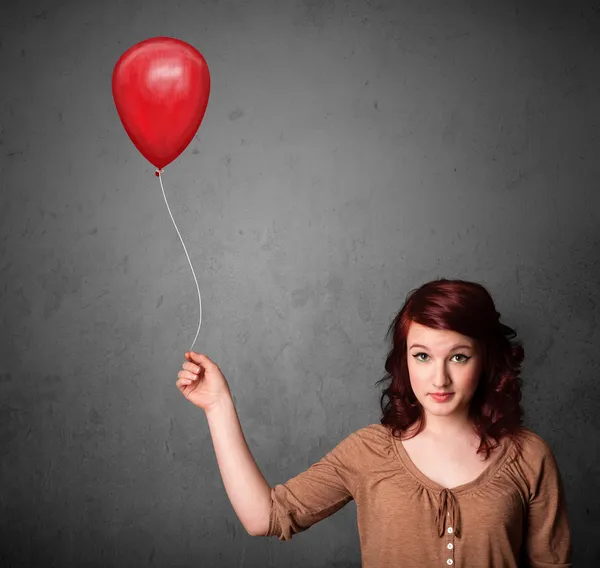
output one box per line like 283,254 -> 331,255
205,392 -> 234,418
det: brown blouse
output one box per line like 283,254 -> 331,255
264,424 -> 572,567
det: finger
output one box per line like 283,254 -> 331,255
178,370 -> 199,381
176,378 -> 192,389
183,362 -> 201,373
188,352 -> 217,368
178,373 -> 198,385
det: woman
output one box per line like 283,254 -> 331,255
176,279 -> 572,567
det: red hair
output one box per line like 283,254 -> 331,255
376,279 -> 525,459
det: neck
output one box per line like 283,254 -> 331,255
422,412 -> 475,441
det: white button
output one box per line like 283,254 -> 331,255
447,527 -> 453,534
447,543 -> 453,550
447,560 -> 453,566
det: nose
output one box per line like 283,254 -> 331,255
432,364 -> 451,389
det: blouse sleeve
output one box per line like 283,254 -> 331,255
263,430 -> 361,541
525,442 -> 572,567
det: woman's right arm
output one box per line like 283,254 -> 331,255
205,395 -> 272,536
178,351 -> 359,540
177,352 -> 271,536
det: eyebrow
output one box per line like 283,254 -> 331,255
409,343 -> 473,350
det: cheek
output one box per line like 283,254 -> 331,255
407,362 -> 426,394
460,366 -> 481,394
465,378 -> 479,396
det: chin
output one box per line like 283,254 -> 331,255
426,408 -> 457,417
424,401 -> 461,416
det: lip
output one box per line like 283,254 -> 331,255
429,393 -> 454,403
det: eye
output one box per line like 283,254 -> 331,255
412,353 -> 471,363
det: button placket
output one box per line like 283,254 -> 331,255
438,492 -> 458,567
445,518 -> 455,567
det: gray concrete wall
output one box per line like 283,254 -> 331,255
1,0 -> 598,566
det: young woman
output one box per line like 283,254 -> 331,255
176,279 -> 572,567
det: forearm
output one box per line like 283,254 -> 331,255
205,395 -> 272,536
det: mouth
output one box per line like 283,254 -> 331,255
429,393 -> 455,403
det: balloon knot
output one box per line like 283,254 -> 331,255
155,168 -> 164,177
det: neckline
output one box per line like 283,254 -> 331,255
389,427 -> 514,495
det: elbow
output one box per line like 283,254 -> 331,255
245,495 -> 273,537
244,492 -> 273,537
246,523 -> 268,537
245,515 -> 271,537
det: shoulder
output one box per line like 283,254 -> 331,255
329,423 -> 392,451
508,427 -> 564,487
512,427 -> 557,461
333,423 -> 394,460
350,423 -> 393,445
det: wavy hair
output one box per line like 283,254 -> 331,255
376,278 -> 525,459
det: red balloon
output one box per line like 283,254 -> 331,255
112,37 -> 210,169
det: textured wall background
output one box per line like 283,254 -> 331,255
1,0 -> 599,566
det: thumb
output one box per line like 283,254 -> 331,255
187,351 -> 217,369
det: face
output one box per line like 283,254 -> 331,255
406,322 -> 482,421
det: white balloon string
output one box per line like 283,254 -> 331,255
157,169 -> 202,353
